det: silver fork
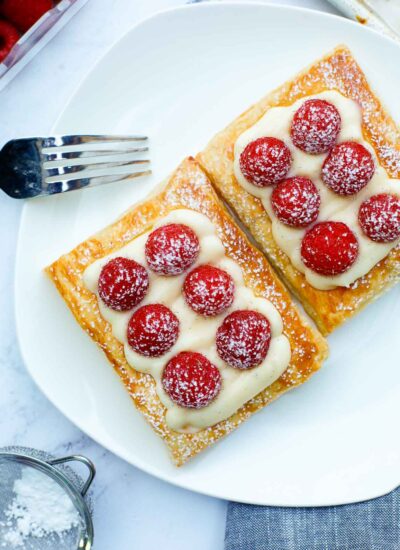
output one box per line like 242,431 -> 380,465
0,135 -> 151,199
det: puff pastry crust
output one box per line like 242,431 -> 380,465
197,46 -> 400,335
46,157 -> 328,466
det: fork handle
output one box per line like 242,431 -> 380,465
0,139 -> 43,199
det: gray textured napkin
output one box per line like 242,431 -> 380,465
225,489 -> 400,550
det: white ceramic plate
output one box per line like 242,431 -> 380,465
15,2 -> 400,506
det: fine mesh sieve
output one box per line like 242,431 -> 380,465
0,447 -> 95,550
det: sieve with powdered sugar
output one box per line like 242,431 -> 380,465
0,447 -> 95,550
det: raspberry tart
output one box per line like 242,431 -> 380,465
198,46 -> 400,335
47,158 -> 327,465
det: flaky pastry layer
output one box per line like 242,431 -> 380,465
46,157 -> 328,465
197,46 -> 400,335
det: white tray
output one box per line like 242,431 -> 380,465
15,2 -> 400,506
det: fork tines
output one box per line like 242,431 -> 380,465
41,135 -> 151,193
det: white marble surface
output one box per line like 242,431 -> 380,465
0,1 -> 339,549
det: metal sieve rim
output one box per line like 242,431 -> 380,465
0,452 -> 95,550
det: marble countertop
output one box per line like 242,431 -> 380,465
0,1 -> 339,548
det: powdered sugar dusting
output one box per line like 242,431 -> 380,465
0,468 -> 80,548
240,137 -> 292,187
47,157 -> 325,465
233,86 -> 400,290
127,304 -> 179,357
216,310 -> 271,370
82,206 -> 291,434
271,176 -> 320,227
183,264 -> 235,316
98,256 -> 149,311
359,193 -> 400,242
287,50 -> 400,176
162,351 -> 222,409
291,98 -> 341,154
145,223 -> 200,275
322,141 -> 375,195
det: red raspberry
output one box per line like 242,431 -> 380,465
183,265 -> 234,317
301,221 -> 359,276
98,257 -> 149,311
321,141 -> 375,196
239,137 -> 292,187
216,310 -> 271,370
271,176 -> 320,228
162,351 -> 221,409
290,99 -> 341,154
1,0 -> 53,33
127,304 -> 179,357
358,193 -> 400,243
0,20 -> 19,62
145,223 -> 200,276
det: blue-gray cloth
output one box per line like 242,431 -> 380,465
225,489 -> 400,550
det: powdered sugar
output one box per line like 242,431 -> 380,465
284,48 -> 400,178
216,310 -> 271,370
162,351 -> 221,409
234,89 -> 400,290
291,98 -> 341,154
127,303 -> 179,357
359,193 -> 400,242
183,264 -> 235,316
322,141 -> 375,195
240,137 -> 292,187
271,176 -> 320,227
83,209 -> 291,432
0,468 -> 80,548
98,256 -> 149,311
47,157 -> 326,464
145,223 -> 200,275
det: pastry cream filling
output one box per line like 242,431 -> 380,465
83,209 -> 291,433
234,91 -> 400,290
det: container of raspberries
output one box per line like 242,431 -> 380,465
0,0 -> 88,91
